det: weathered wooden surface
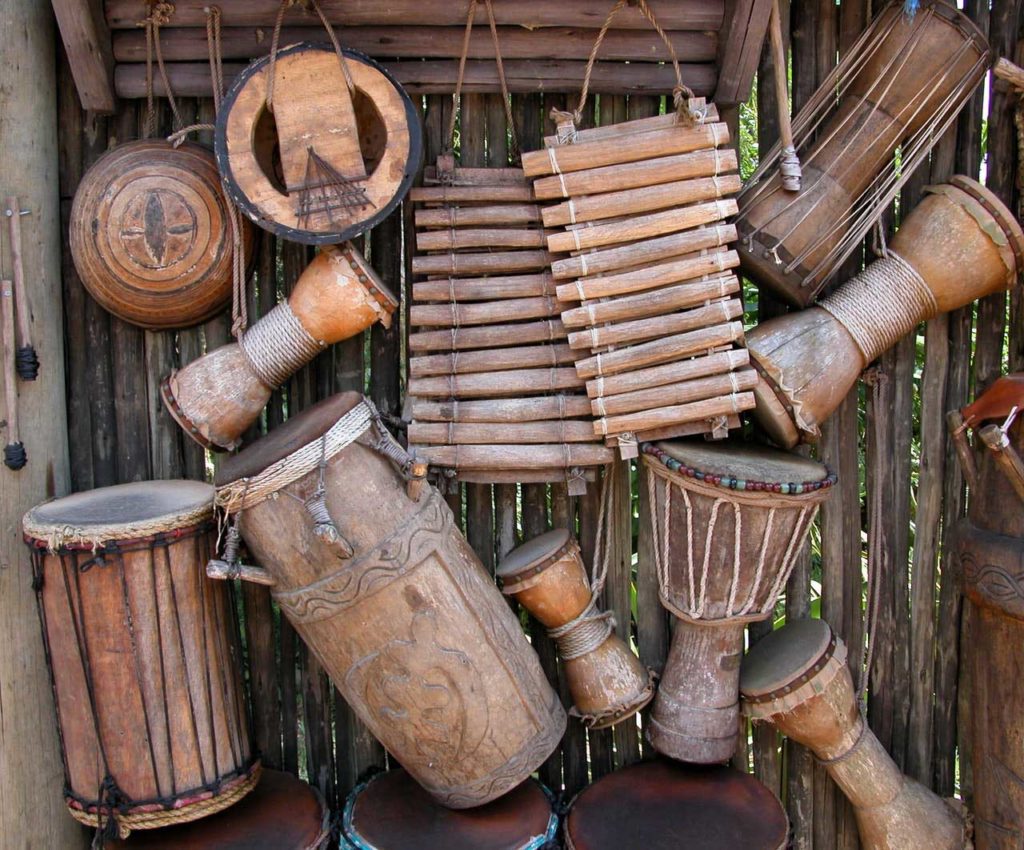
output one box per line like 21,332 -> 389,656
1,2 -> 85,846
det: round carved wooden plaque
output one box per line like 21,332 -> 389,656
216,43 -> 423,245
70,140 -> 252,329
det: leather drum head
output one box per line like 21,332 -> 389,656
342,769 -> 556,850
107,770 -> 328,849
656,438 -> 828,484
565,761 -> 788,850
741,617 -> 833,699
497,528 -> 572,582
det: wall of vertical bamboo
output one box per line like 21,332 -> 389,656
53,1 -> 1021,845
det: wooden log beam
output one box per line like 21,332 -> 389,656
113,59 -> 717,98
106,0 -> 726,30
715,0 -> 773,104
51,0 -> 115,113
1,0 -> 85,846
112,25 -> 719,63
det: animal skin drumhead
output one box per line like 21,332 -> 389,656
216,43 -> 423,245
565,761 -> 788,850
69,140 -> 252,330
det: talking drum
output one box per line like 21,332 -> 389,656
741,618 -> 966,850
107,770 -> 330,850
162,243 -> 397,451
564,760 -> 788,850
22,481 -> 258,839
748,175 -> 1024,449
216,43 -> 421,244
340,769 -> 557,850
642,439 -> 834,763
497,529 -> 654,729
737,1 -> 989,306
213,393 -> 566,807
69,140 -> 254,329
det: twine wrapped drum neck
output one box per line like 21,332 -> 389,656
819,252 -> 938,360
239,301 -> 326,390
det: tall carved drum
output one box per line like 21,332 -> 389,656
340,769 -> 557,850
23,481 -> 258,838
741,618 -> 966,850
642,440 -> 834,762
564,761 -> 788,850
214,393 -> 566,807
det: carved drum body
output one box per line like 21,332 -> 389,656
215,393 -> 566,808
23,481 -> 257,838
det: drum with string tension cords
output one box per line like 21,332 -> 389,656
497,528 -> 655,730
161,242 -> 397,451
22,481 -> 258,840
212,392 -> 566,808
746,175 -> 1024,450
741,617 -> 968,849
340,769 -> 558,850
562,760 -> 789,850
736,0 -> 989,307
642,438 -> 834,763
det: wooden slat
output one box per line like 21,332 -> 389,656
715,0 -> 773,104
52,0 -> 115,113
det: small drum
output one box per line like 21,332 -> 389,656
498,528 -> 654,729
217,43 -> 421,244
564,760 -> 788,850
69,140 -> 253,329
107,770 -> 329,850
741,618 -> 965,850
214,392 -> 565,808
340,769 -> 557,850
642,439 -> 834,763
23,481 -> 258,838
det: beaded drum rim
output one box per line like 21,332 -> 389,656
340,772 -> 560,850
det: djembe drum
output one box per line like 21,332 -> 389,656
22,481 -> 258,839
340,769 -> 557,850
748,175 -> 1024,449
162,243 -> 397,451
642,439 -> 834,763
497,528 -> 654,729
213,392 -> 565,807
737,0 -> 989,306
107,770 -> 329,850
563,760 -> 788,850
70,140 -> 253,329
741,618 -> 966,849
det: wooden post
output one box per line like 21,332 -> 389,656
0,1 -> 84,847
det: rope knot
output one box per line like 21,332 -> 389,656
139,2 -> 175,27
550,109 -> 580,145
672,85 -> 697,126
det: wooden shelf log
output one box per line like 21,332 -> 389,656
594,391 -> 756,437
409,420 -> 597,445
408,367 -> 583,398
410,344 -> 576,377
567,299 -> 742,351
412,249 -> 553,277
411,296 -> 561,328
591,368 -> 759,418
412,443 -> 616,469
410,185 -> 535,204
586,348 -> 748,399
409,318 -> 566,352
556,249 -> 739,301
410,395 -> 593,422
541,106 -> 720,146
415,204 -> 542,228
561,275 -> 740,328
413,273 -> 556,302
416,227 -> 551,252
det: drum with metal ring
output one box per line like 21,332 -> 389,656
564,760 -> 788,850
340,769 -> 557,850
23,481 -> 258,839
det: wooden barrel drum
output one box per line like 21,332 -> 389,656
497,529 -> 654,729
69,140 -> 254,329
741,618 -> 966,849
340,769 -> 557,850
747,175 -> 1024,449
216,43 -> 421,244
214,393 -> 566,808
737,1 -> 989,306
563,760 -> 788,850
162,243 -> 397,451
107,770 -> 329,850
22,481 -> 258,838
642,439 -> 834,763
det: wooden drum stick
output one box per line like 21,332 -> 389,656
1,279 -> 25,470
769,0 -> 801,192
5,198 -> 38,380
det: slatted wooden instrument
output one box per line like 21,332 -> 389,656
523,99 -> 754,458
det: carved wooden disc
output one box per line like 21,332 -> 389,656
70,140 -> 252,330
216,43 -> 423,245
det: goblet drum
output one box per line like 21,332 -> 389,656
563,760 -> 788,850
642,439 -> 834,763
23,481 -> 257,839
497,528 -> 654,729
741,618 -> 966,850
340,769 -> 557,850
213,392 -> 566,808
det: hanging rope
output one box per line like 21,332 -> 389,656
553,0 -> 697,136
139,2 -> 183,137
445,0 -> 520,161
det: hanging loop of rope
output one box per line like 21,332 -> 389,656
139,1 -> 184,137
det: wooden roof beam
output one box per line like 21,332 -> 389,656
51,0 -> 115,114
715,0 -> 773,105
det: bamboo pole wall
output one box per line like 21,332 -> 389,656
53,1 -> 1021,845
